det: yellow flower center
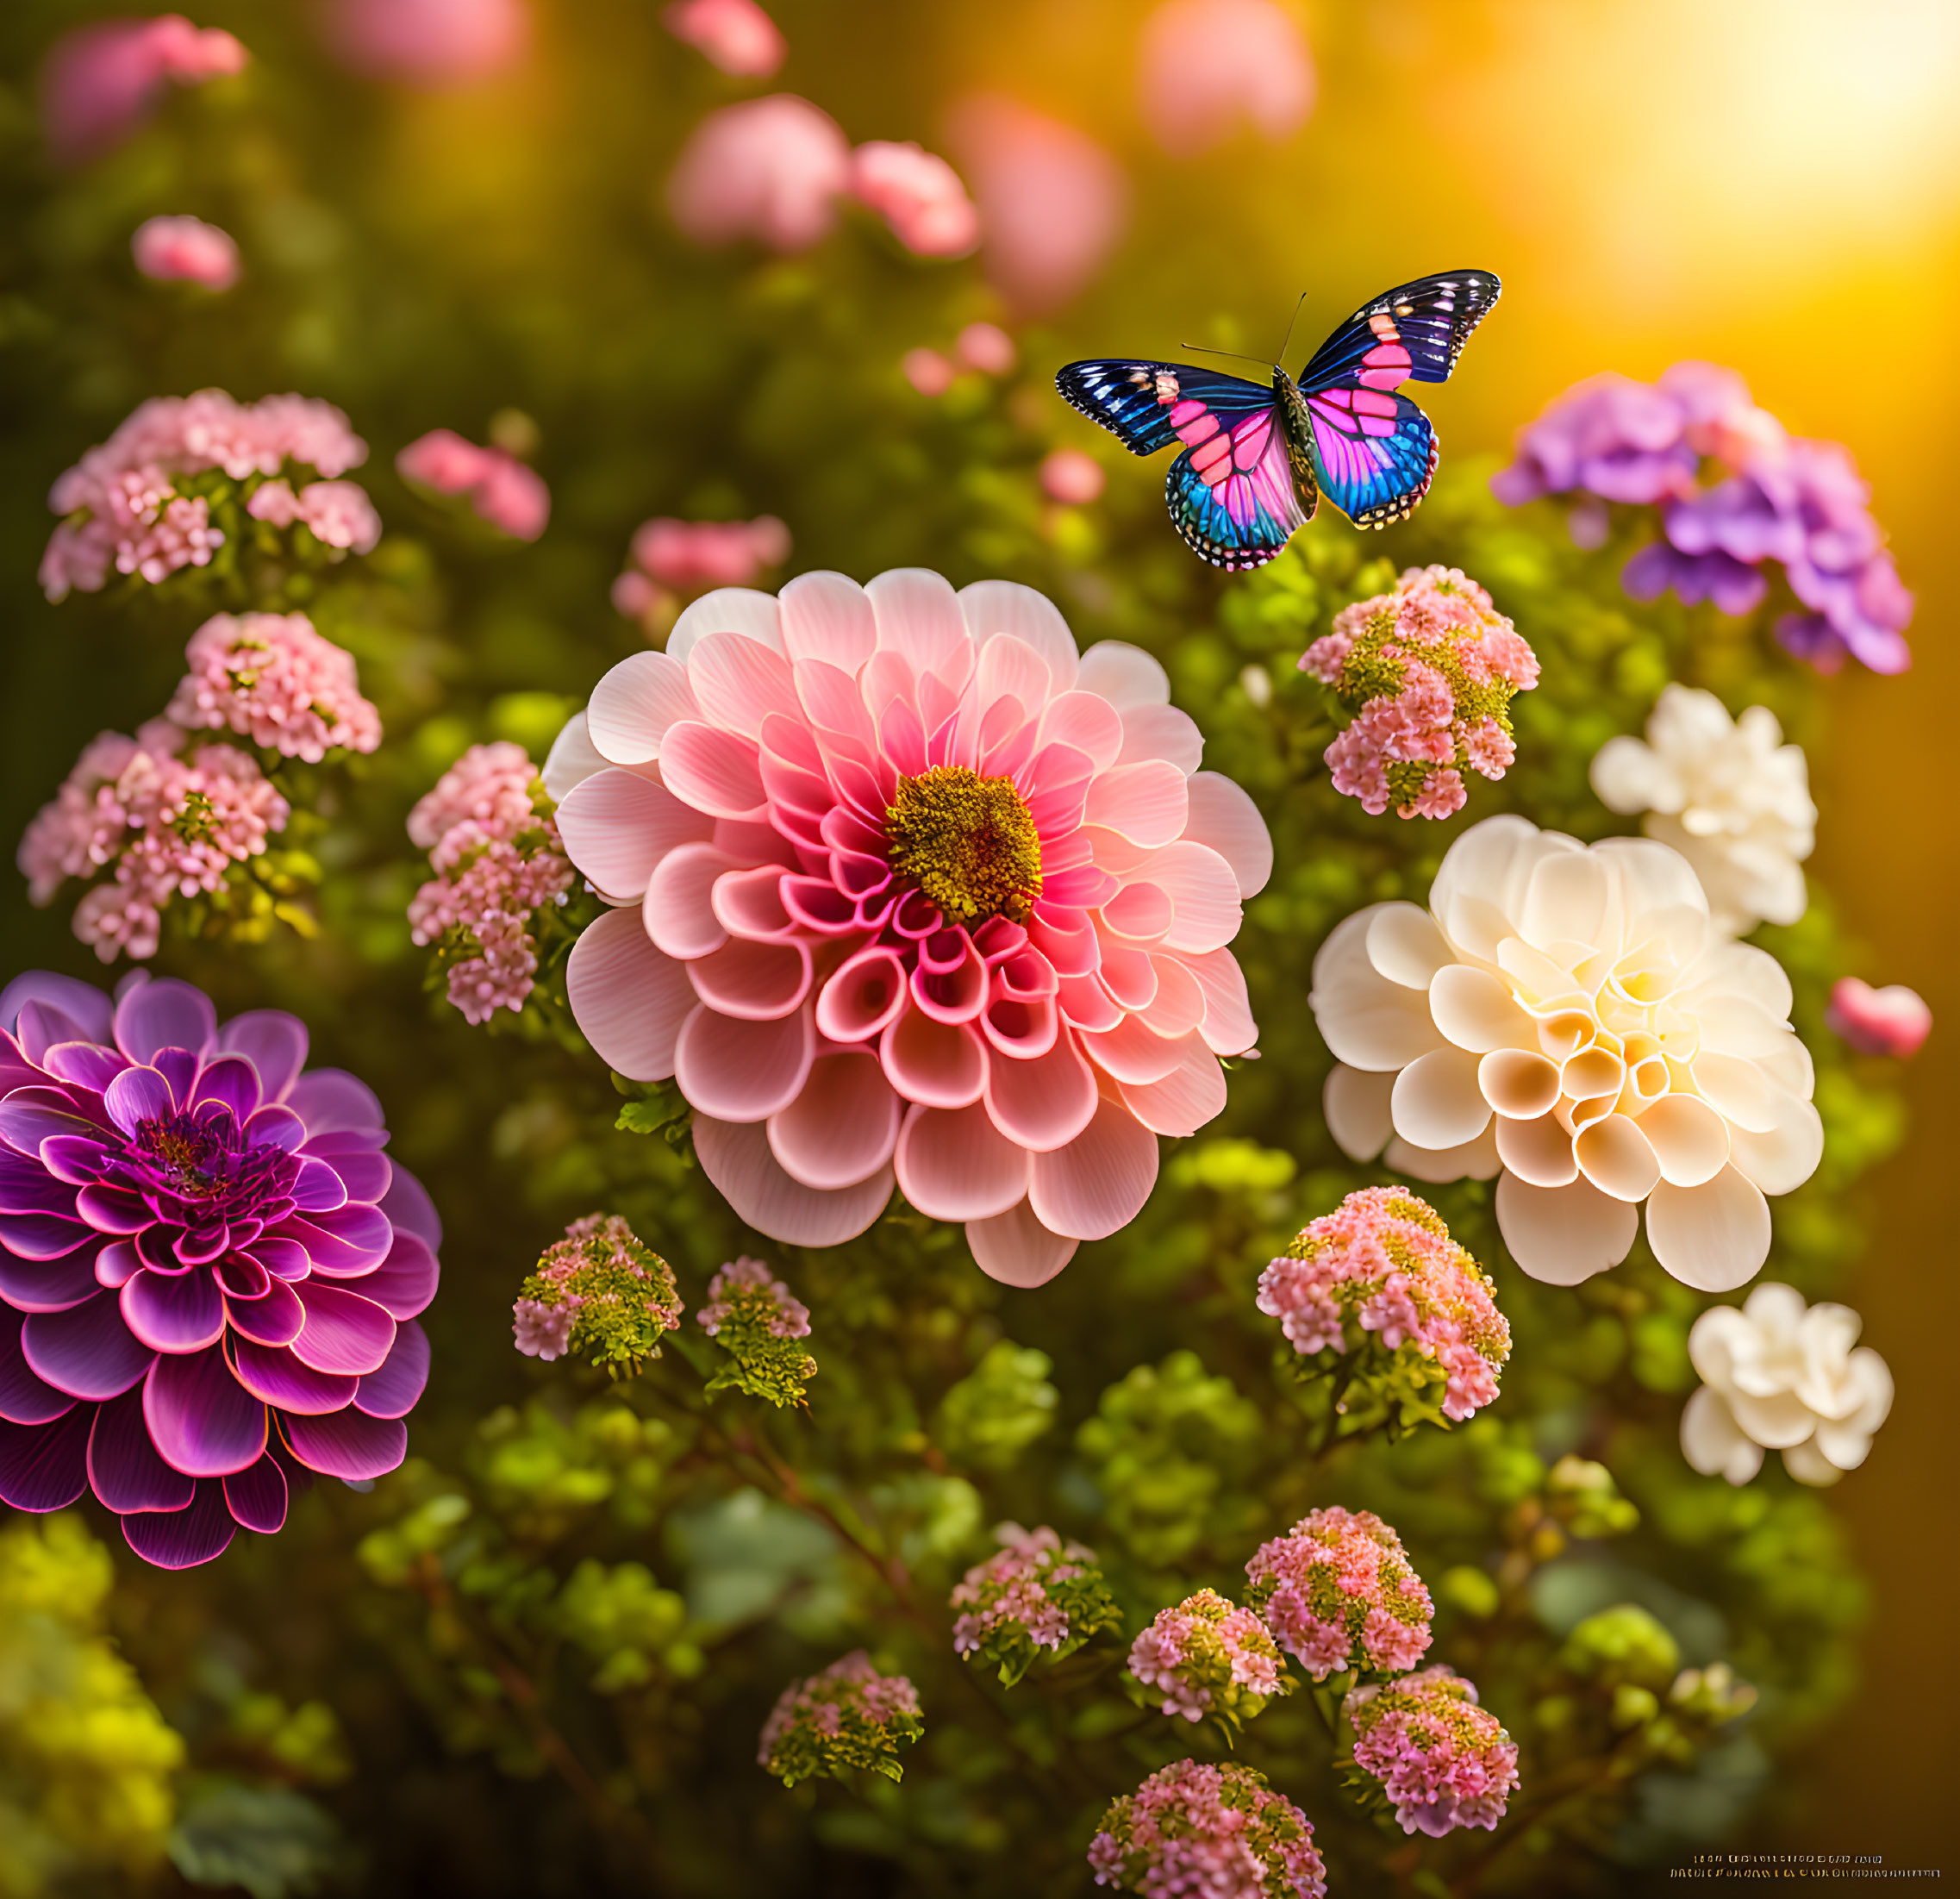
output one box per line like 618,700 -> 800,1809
884,766 -> 1043,925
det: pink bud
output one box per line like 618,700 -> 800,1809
41,15 -> 249,166
131,215 -> 240,290
955,322 -> 1017,376
1039,449 -> 1105,505
664,0 -> 785,78
849,141 -> 980,258
902,348 -> 957,398
1826,978 -> 1932,1059
667,96 -> 852,253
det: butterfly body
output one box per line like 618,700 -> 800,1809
1057,270 -> 1499,570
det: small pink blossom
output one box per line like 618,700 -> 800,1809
1138,0 -> 1315,157
320,0 -> 529,87
664,0 -> 784,73
408,741 -> 540,855
284,479 -> 383,553
167,611 -> 381,761
698,1257 -> 809,1339
131,215 -> 240,290
1040,448 -> 1105,504
513,1297 -> 577,1360
956,322 -> 1017,376
1345,1666 -> 1520,1837
41,14 -> 247,166
1089,1760 -> 1326,1898
1826,978 -> 1932,1059
902,347 -> 957,397
397,429 -> 549,540
667,95 -> 852,253
1244,1506 -> 1433,1679
1127,1589 -> 1287,1724
617,515 -> 790,603
849,141 -> 980,258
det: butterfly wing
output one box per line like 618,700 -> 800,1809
1295,384 -> 1438,529
1055,359 -> 1276,456
1165,405 -> 1313,571
1295,270 -> 1501,394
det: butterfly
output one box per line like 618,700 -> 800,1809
1055,270 -> 1501,571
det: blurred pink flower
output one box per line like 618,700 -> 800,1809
956,322 -> 1017,377
397,428 -> 549,540
1138,0 -> 1314,155
132,215 -> 240,290
665,0 -> 784,78
247,478 -> 383,553
849,141 -> 981,258
321,0 -> 529,86
948,96 -> 1128,314
667,96 -> 852,252
168,612 -> 382,762
41,14 -> 247,166
623,515 -> 791,594
902,348 -> 957,397
1040,449 -> 1105,505
1826,978 -> 1932,1059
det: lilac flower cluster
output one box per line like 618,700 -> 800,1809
1299,566 -> 1539,821
1344,1665 -> 1520,1837
1089,1760 -> 1326,1899
950,1523 -> 1122,1685
1493,361 -> 1912,674
1127,1587 -> 1289,1727
0,971 -> 439,1570
757,1651 -> 923,1786
511,1213 -> 682,1375
407,744 -> 574,1025
1244,1507 -> 1433,1680
40,390 -> 377,603
167,612 -> 382,763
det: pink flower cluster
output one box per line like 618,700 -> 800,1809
1244,1507 -> 1433,1680
41,13 -> 247,166
1128,1588 -> 1287,1724
1344,1665 -> 1520,1837
1257,1188 -> 1511,1423
665,0 -> 784,77
41,390 -> 372,602
667,95 -> 977,258
396,429 -> 550,541
1089,1760 -> 1326,1899
510,1213 -> 683,1367
18,719 -> 289,963
952,1523 -> 1100,1660
611,515 -> 791,625
132,215 -> 240,290
1826,978 -> 1932,1059
167,612 -> 382,762
697,1256 -> 810,1339
757,1650 -> 923,1784
1301,565 -> 1539,821
1492,362 -> 1912,674
407,743 -> 573,1024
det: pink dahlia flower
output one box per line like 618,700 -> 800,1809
665,0 -> 785,78
1138,0 -> 1315,157
320,0 -> 529,87
168,612 -> 382,762
1245,1506 -> 1433,1679
666,96 -> 853,253
1089,1760 -> 1326,1898
41,15 -> 247,167
0,971 -> 440,1569
552,570 -> 1270,1284
132,215 -> 240,290
1826,977 -> 1931,1059
1344,1665 -> 1520,1837
397,430 -> 549,541
849,141 -> 981,258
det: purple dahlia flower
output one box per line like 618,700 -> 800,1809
0,970 -> 440,1569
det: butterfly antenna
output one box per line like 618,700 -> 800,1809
1275,290 -> 1309,371
1178,343 -> 1270,366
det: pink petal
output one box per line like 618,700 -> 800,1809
975,633 -> 1056,722
1076,640 -> 1170,709
981,990 -> 1060,1060
565,905 -> 694,1081
780,572 -> 877,671
766,1050 -> 902,1188
686,936 -> 812,1021
694,1115 -> 894,1245
1078,1014 -> 1186,1084
966,1197 -> 1078,1287
674,1003 -> 815,1121
1083,759 -> 1189,846
1057,972 -> 1124,1033
1141,955 -> 1207,1037
1181,771 -> 1272,896
657,721 -> 767,818
645,843 -> 736,959
710,865 -> 797,940
1037,690 -> 1125,771
666,586 -> 783,665
282,1409 -> 407,1482
815,946 -> 911,1043
1118,1037 -> 1228,1136
1183,946 -> 1258,1055
1027,1095 -> 1159,1240
958,580 -> 1080,693
911,938 -> 989,1025
686,630 -> 804,738
587,652 -> 699,765
983,1031 -> 1098,1152
880,1006 -> 988,1108
894,1103 -> 1031,1221
1117,703 -> 1204,773
1102,881 -> 1175,942
290,1281 -> 396,1377
557,767 -> 715,901
1133,841 -> 1242,953
144,1346 -> 268,1477
865,568 -> 972,678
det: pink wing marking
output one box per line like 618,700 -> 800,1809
1213,420 -> 1306,530
1358,342 -> 1413,390
1306,396 -> 1395,485
1189,432 -> 1234,482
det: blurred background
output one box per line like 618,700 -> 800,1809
2,0 -> 1953,1884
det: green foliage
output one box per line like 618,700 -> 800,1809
934,1340 -> 1059,1471
168,1782 -> 351,1899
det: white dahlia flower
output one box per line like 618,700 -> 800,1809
1681,1282 -> 1893,1486
1310,815 -> 1820,1292
1589,685 -> 1815,935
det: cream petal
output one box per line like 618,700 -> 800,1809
1365,903 -> 1452,990
1638,1093 -> 1732,1188
895,1103 -> 1032,1221
1309,908 -> 1446,1071
673,1003 -> 815,1122
1077,640 -> 1170,709
1325,1065 -> 1394,1161
1430,816 -> 1560,949
1390,1047 -> 1492,1151
965,1198 -> 1078,1288
1680,1386 -> 1764,1484
565,906 -> 693,1083
1495,1111 -> 1577,1187
587,652 -> 700,765
557,767 -> 716,902
1573,1114 -> 1661,1202
1645,1165 -> 1770,1292
880,1006 -> 988,1109
766,1051 -> 901,1189
1118,1040 -> 1227,1137
1589,734 -> 1678,815
1695,996 -> 1800,1061
1083,761 -> 1189,847
1780,1438 -> 1843,1485
694,1115 -> 891,1246
1811,1421 -> 1871,1471
1180,773 -> 1270,897
984,1032 -> 1099,1153
1183,946 -> 1258,1057
1495,1172 -> 1639,1284
1385,1122 -> 1501,1184
1520,847 -> 1612,953
1479,1050 -> 1560,1119
1696,940 -> 1793,1021
1726,1095 -> 1823,1196
1027,1095 -> 1158,1240
1845,1346 -> 1894,1431
1686,1304 -> 1753,1388
644,843 -> 735,960
1753,1035 -> 1813,1101
1686,1053 -> 1787,1135
1429,963 -> 1537,1052
958,580 -> 1080,692
543,710 -> 607,803
1116,703 -> 1203,774
1728,1387 -> 1817,1449
778,571 -> 877,671
1596,834 -> 1709,922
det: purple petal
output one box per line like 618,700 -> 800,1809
122,1479 -> 237,1568
303,1128 -> 389,1157
35,1133 -> 114,1185
379,1164 -> 440,1246
87,1386 -> 197,1513
94,1239 -> 141,1288
0,972 -> 114,1044
290,1158 -> 350,1214
242,1236 -> 311,1281
22,1290 -> 153,1399
353,1230 -> 439,1320
314,1150 -> 390,1204
230,1338 -> 359,1415
0,1309 -> 76,1426
112,977 -> 217,1066
224,1453 -> 289,1534
121,1266 -> 227,1354
153,1046 -> 202,1108
75,1183 -> 149,1234
285,1068 -> 384,1136
0,1241 -> 103,1312
136,1225 -> 187,1272
283,1407 -> 407,1481
0,1209 -> 93,1259
0,1407 -> 92,1509
103,1065 -> 177,1137
41,1041 -> 128,1092
275,1204 -> 392,1277
290,1281 -> 395,1376
0,1090 -> 101,1157
216,1254 -> 271,1300
215,1010 -> 309,1103
242,1104 -> 308,1153
15,1003 -> 96,1065
143,1346 -> 268,1477
176,1222 -> 231,1266
190,1053 -> 262,1123
0,1153 -> 82,1217
355,1320 -> 429,1420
